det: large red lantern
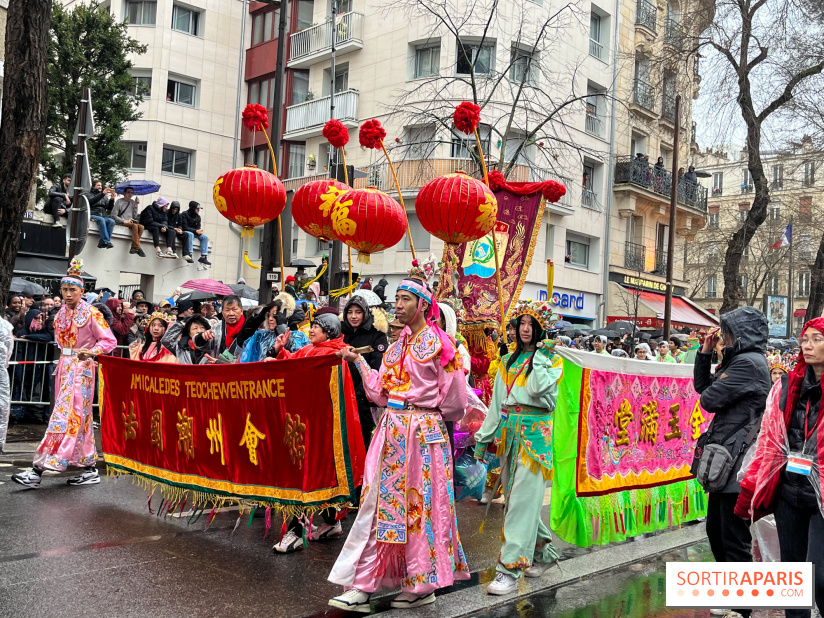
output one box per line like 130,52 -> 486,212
291,179 -> 350,242
415,171 -> 498,245
212,166 -> 287,228
333,187 -> 407,263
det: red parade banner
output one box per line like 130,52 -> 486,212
98,355 -> 364,515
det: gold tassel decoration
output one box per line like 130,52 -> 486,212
357,252 -> 371,264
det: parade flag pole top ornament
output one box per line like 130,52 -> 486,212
323,119 -> 354,287
453,101 -> 505,333
358,118 -> 417,261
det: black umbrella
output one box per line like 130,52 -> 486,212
290,259 -> 317,267
10,277 -> 46,296
177,290 -> 221,303
591,329 -> 620,338
608,320 -> 639,334
228,283 -> 259,301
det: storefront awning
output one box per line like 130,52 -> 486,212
13,255 -> 95,280
636,291 -> 718,328
794,309 -> 806,318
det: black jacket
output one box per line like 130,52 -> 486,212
342,296 -> 388,405
181,208 -> 202,233
49,182 -> 70,207
140,203 -> 168,229
694,305 -> 770,493
780,368 -> 820,507
167,206 -> 184,230
84,189 -> 114,218
373,278 -> 389,303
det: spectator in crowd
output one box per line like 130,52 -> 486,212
159,300 -> 174,316
11,309 -> 53,423
0,316 -> 12,452
316,256 -> 329,296
654,156 -> 665,170
5,296 -> 25,331
388,318 -> 403,344
294,266 -> 310,291
694,309 -> 770,618
284,275 -> 297,299
53,296 -> 61,308
176,300 -> 195,319
200,302 -> 217,323
634,343 -> 652,360
181,201 -> 211,265
164,201 -> 185,259
342,296 -> 389,448
47,174 -> 72,227
237,301 -> 285,363
139,197 -> 170,258
85,180 -> 116,249
111,187 -> 146,257
92,298 -> 114,326
131,289 -> 145,302
193,295 -> 245,357
162,314 -> 212,364
373,277 -> 389,304
129,312 -> 176,363
39,298 -> 54,312
655,340 -> 676,363
684,165 -> 698,183
106,298 -> 135,346
592,335 -> 610,355
670,337 -> 687,363
360,277 -> 373,290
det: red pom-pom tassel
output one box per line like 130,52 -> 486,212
242,103 -> 269,131
487,170 -> 506,191
542,180 -> 567,203
323,119 -> 350,149
453,101 -> 481,135
359,119 -> 387,150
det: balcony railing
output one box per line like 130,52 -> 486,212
581,189 -> 601,211
289,12 -> 364,63
632,79 -> 656,113
664,18 -> 683,48
613,155 -> 709,212
652,248 -> 668,275
662,94 -> 676,123
693,55 -> 700,76
589,38 -> 604,60
585,112 -> 604,137
284,89 -> 359,136
625,241 -> 647,271
636,0 -> 657,32
770,180 -> 784,191
711,187 -> 723,197
741,184 -> 754,194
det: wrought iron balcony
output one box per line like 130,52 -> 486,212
613,155 -> 709,212
636,0 -> 657,32
632,79 -> 656,113
664,18 -> 683,48
662,94 -> 676,123
652,248 -> 668,275
625,241 -> 647,271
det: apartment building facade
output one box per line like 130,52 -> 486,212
686,137 -> 823,336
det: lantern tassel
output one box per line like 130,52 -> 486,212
357,252 -> 371,264
240,226 -> 261,270
330,278 -> 361,299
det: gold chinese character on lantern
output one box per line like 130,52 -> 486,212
690,401 -> 707,439
206,414 -> 226,466
150,409 -> 164,450
122,402 -> 138,441
331,199 -> 357,237
319,186 -> 346,216
475,194 -> 498,231
283,412 -> 306,468
614,399 -> 633,446
639,401 -> 659,444
177,409 -> 194,460
665,403 -> 683,440
239,413 -> 266,466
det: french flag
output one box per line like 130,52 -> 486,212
769,224 -> 792,250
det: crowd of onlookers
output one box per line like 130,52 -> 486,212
47,175 -> 211,264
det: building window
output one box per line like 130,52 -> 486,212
772,165 -> 784,190
738,209 -> 748,224
510,47 -> 537,85
297,0 -> 313,31
706,275 -> 717,298
161,147 -> 192,178
768,275 -> 780,295
132,75 -> 152,97
798,271 -> 811,297
414,45 -> 440,79
707,242 -> 719,258
252,8 -> 280,45
292,71 -> 309,104
707,212 -> 719,228
589,12 -> 604,60
456,40 -> 495,76
741,169 -> 753,192
125,142 -> 147,171
451,124 -> 490,158
167,78 -> 196,106
172,4 -> 200,36
404,125 -> 437,159
314,237 -> 327,255
126,1 -> 156,25
804,161 -> 816,187
248,77 -> 275,108
566,235 -> 589,268
769,202 -> 781,222
585,85 -> 604,137
402,213 -> 431,251
712,172 -> 723,196
288,143 -> 306,179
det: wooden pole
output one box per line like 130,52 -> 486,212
380,140 -> 416,261
662,95 -> 681,342
341,148 -> 352,287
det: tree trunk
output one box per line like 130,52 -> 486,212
0,0 -> 52,308
805,229 -> 824,322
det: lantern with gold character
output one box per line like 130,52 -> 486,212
332,187 -> 407,263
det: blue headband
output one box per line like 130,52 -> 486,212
60,276 -> 84,288
397,279 -> 432,304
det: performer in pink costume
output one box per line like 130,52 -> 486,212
329,262 -> 469,613
12,259 -> 116,489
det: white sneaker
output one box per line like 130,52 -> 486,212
11,468 -> 42,488
311,521 -> 343,540
479,488 -> 492,504
487,572 -> 518,595
329,589 -> 371,613
524,561 -> 553,578
391,592 -> 435,609
710,611 -> 731,616
67,468 -> 100,486
273,530 -> 303,554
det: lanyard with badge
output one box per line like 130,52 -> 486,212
500,352 -> 535,421
786,400 -> 824,476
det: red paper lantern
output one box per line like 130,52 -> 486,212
291,179 -> 351,242
415,171 -> 498,245
212,166 -> 286,228
333,187 -> 407,263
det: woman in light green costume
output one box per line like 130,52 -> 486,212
474,300 -> 563,596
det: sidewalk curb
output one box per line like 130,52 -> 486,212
378,524 -> 708,618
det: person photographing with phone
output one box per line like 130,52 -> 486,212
112,187 -> 146,257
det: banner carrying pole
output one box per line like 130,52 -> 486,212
547,259 -> 554,299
